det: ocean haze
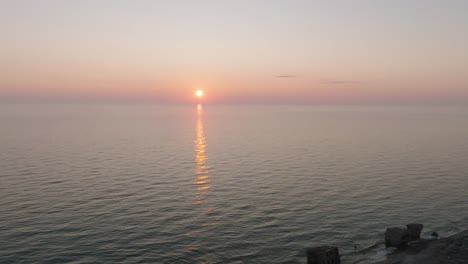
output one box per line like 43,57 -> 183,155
1,104 -> 468,263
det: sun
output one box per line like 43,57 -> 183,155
195,90 -> 204,98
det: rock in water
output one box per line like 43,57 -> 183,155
306,246 -> 340,264
385,227 -> 409,248
432,231 -> 439,238
406,223 -> 423,240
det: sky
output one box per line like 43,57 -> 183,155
1,0 -> 468,104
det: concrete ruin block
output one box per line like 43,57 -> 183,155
385,227 -> 409,248
306,246 -> 340,264
406,223 -> 423,240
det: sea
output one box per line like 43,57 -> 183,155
1,103 -> 467,263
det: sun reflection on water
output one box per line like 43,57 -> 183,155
194,104 -> 210,204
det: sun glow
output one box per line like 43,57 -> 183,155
195,90 -> 204,98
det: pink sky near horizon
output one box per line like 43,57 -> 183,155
1,1 -> 468,104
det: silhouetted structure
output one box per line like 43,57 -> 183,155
385,223 -> 423,248
306,246 -> 340,264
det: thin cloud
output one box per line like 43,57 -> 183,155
276,75 -> 297,78
322,80 -> 362,84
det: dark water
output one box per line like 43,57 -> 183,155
1,104 -> 467,263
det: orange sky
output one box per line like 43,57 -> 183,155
1,1 -> 467,104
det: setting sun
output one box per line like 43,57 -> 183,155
195,90 -> 204,98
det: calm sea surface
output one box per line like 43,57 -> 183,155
1,104 -> 468,263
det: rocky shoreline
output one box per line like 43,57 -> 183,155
306,225 -> 468,264
373,229 -> 468,264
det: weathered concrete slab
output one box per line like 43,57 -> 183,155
306,245 -> 340,264
406,223 -> 423,240
385,227 -> 409,248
